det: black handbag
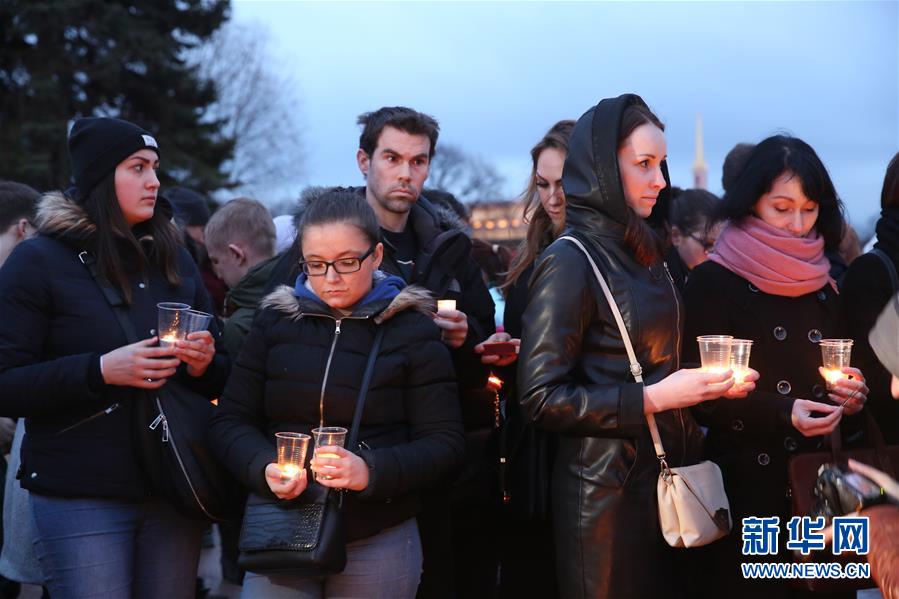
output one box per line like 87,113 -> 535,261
237,326 -> 385,575
80,251 -> 236,522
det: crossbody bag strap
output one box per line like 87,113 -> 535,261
78,251 -> 140,344
558,236 -> 668,461
346,326 -> 386,450
871,248 -> 899,293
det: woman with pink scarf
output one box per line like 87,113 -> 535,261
682,135 -> 868,599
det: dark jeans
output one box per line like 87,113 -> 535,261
30,494 -> 202,599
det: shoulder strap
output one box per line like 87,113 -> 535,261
346,326 -> 386,449
558,236 -> 668,460
78,251 -> 140,344
871,248 -> 899,293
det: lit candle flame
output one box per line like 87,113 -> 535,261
279,463 -> 300,480
487,374 -> 503,391
437,299 -> 457,312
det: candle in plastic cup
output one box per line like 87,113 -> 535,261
729,339 -> 753,384
820,339 -> 853,388
697,335 -> 734,373
437,299 -> 457,312
157,302 -> 190,348
275,432 -> 310,481
312,426 -> 347,480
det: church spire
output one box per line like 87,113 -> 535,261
693,113 -> 708,189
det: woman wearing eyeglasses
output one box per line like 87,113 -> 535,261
209,187 -> 465,598
664,188 -> 722,293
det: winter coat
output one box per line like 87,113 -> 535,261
682,259 -> 856,598
0,193 -> 227,500
208,273 -> 466,542
221,254 -> 280,360
841,207 -> 899,443
517,94 -> 704,599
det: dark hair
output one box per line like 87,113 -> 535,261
357,107 -> 440,159
716,135 -> 845,250
471,239 -> 513,287
618,103 -> 666,267
668,188 -> 719,237
721,143 -> 755,193
881,151 -> 899,209
81,173 -> 182,304
0,181 -> 40,230
298,187 -> 380,248
503,119 -> 575,291
424,188 -> 469,222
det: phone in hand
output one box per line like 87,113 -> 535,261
481,342 -> 517,356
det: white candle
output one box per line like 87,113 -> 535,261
437,299 -> 457,312
279,463 -> 300,480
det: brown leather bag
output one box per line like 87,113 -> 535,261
787,411 -> 899,592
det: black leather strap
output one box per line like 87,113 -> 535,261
78,251 -> 140,343
346,326 -> 385,450
871,248 -> 898,293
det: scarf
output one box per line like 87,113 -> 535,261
709,216 -> 836,298
874,206 -> 899,261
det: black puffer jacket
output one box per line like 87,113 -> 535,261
517,94 -> 704,599
208,275 -> 466,542
0,193 -> 227,500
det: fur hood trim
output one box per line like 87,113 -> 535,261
260,284 -> 435,324
35,191 -> 97,238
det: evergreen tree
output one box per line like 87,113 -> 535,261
0,0 -> 233,194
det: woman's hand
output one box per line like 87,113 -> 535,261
433,308 -> 468,349
310,446 -> 369,491
101,337 -> 180,389
791,399 -> 842,437
848,458 -> 899,502
264,463 -> 308,500
474,332 -> 520,366
172,331 -> 215,377
722,368 -> 759,399
643,368 -> 735,414
819,367 -> 868,415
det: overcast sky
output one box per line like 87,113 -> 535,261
233,0 -> 898,237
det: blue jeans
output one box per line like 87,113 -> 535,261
242,518 -> 422,598
30,494 -> 202,599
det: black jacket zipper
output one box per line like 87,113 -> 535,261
57,402 -> 120,436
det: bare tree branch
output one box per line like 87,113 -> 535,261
428,143 -> 505,203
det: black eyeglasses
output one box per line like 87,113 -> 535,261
299,246 -> 376,277
689,233 -> 715,252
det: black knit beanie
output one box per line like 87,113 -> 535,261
164,187 -> 211,227
68,117 -> 160,200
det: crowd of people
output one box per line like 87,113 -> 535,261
0,94 -> 897,599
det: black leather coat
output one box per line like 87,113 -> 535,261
517,95 -> 704,599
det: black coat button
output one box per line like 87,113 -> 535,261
784,437 -> 799,452
816,290 -> 827,301
732,419 -> 744,432
807,329 -> 822,343
777,380 -> 792,395
812,385 -> 825,399
773,326 -> 787,341
138,282 -> 146,289
749,283 -> 760,293
758,453 -> 771,466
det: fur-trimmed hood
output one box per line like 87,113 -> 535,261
35,191 -> 97,242
260,275 -> 435,325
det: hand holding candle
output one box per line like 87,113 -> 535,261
434,299 -> 468,349
311,427 -> 347,481
157,302 -> 190,348
697,335 -> 734,374
275,432 -> 310,481
310,445 -> 370,491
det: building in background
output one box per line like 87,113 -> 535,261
470,201 -> 526,246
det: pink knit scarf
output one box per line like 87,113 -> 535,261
708,217 -> 836,298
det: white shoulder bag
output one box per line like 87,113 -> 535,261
560,236 -> 732,548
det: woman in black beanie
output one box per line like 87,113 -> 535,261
0,117 -> 228,597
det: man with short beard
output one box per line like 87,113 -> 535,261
356,106 -> 496,599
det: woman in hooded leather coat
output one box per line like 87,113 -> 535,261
517,94 -> 757,599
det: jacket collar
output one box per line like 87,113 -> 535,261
262,270 -> 435,324
35,191 -> 98,244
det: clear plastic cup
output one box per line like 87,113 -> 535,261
820,339 -> 853,389
697,335 -> 734,374
275,432 -> 310,481
157,302 -> 191,348
312,426 -> 347,481
183,309 -> 213,336
729,339 -> 753,384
